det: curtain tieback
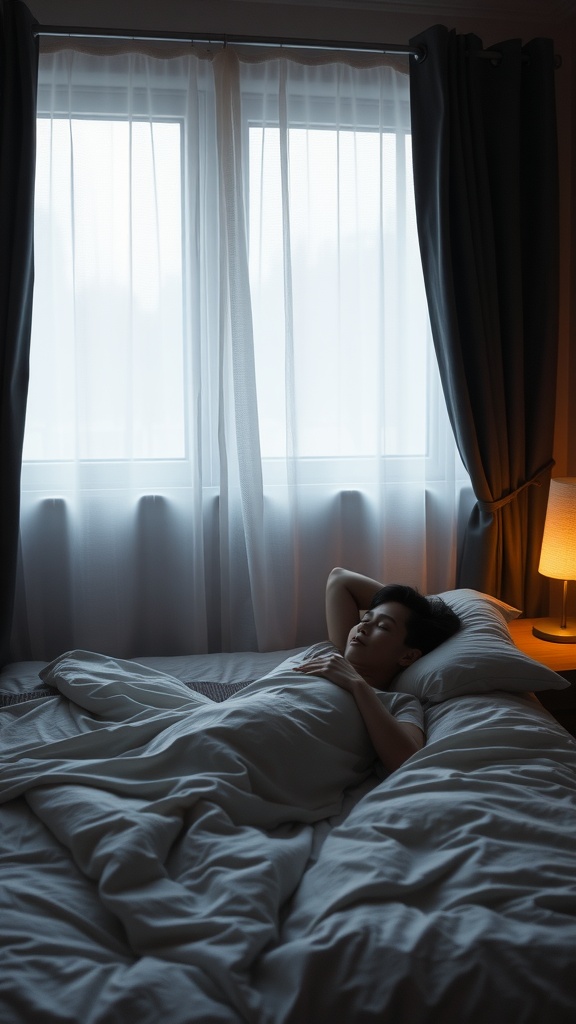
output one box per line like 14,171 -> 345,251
477,460 -> 555,514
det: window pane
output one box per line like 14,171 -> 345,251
24,116 -> 185,461
249,125 -> 430,459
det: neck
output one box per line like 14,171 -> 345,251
361,668 -> 395,691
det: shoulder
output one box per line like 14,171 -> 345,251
377,690 -> 424,728
301,641 -> 340,660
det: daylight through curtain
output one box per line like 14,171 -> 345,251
12,44 -> 468,660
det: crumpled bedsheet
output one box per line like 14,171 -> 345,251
1,652 -> 576,1024
256,693 -> 576,1023
0,649 -> 379,1023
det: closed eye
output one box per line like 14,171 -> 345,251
360,614 -> 392,631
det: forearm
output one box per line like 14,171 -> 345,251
348,678 -> 424,772
326,567 -> 384,650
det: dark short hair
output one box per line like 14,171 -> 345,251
369,584 -> 460,655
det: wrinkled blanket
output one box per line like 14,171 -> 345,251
0,650 -> 380,1021
256,693 -> 576,1023
2,652 -> 576,1024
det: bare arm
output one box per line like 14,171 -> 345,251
294,652 -> 424,773
326,567 -> 386,652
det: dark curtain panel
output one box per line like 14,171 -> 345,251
409,24 -> 559,614
0,0 -> 38,664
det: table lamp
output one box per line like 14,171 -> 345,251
532,477 -> 576,643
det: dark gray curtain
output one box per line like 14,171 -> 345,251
0,0 -> 38,664
409,24 -> 559,614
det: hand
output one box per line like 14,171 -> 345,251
295,650 -> 425,772
293,652 -> 365,693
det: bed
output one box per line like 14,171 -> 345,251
1,589 -> 576,1023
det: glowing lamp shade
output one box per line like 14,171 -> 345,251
533,478 -> 576,643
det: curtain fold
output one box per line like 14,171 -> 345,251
213,49 -> 269,649
409,25 -> 559,614
0,0 -> 38,665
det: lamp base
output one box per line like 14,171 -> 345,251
532,618 -> 576,644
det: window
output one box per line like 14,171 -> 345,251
250,125 -> 429,463
26,115 -> 185,462
25,53 -> 435,477
15,48 -> 465,659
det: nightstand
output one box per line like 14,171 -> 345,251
508,618 -> 576,737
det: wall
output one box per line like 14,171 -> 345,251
25,0 -> 576,477
22,0 -> 575,48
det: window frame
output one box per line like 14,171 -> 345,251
23,52 -> 458,494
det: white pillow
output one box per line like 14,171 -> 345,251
394,588 -> 570,705
444,588 -> 522,623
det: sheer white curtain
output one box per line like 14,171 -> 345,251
13,44 -> 468,660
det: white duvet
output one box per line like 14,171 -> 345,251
258,694 -> 576,1023
1,651 -> 576,1024
0,650 -> 382,1023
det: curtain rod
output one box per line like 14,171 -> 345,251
33,25 -> 426,61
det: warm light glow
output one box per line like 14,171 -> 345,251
538,478 -> 576,580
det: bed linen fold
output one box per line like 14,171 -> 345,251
0,650 -> 381,1021
2,652 -> 576,1023
254,694 -> 576,1023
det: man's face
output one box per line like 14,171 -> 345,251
344,601 -> 420,687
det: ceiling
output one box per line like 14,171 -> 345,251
231,0 -> 576,25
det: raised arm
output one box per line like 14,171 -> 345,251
326,567 -> 385,651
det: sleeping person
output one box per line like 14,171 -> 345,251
0,566 -> 461,1012
294,567 -> 461,773
0,567 -> 461,814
